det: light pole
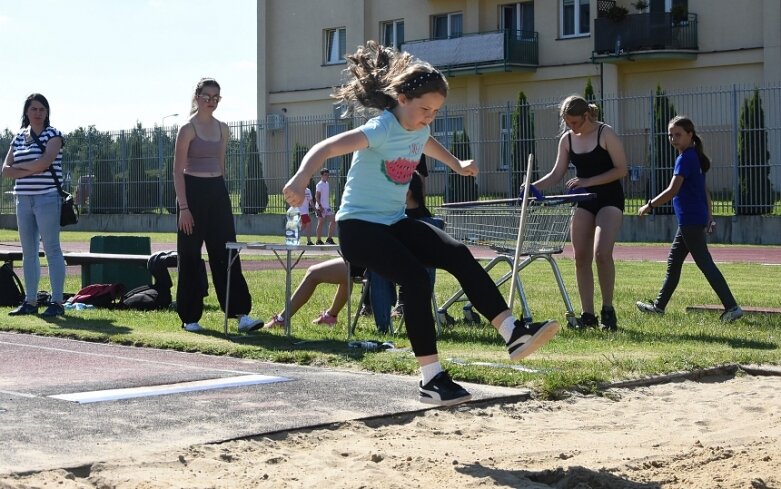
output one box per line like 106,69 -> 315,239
161,113 -> 179,127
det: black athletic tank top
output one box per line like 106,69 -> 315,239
568,124 -> 623,200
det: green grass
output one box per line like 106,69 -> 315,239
1,255 -> 778,398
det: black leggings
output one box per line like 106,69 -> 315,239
655,225 -> 737,310
338,218 -> 508,356
177,175 -> 252,324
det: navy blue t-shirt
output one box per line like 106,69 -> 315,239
673,148 -> 709,226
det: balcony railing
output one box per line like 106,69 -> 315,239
401,29 -> 538,75
593,12 -> 698,59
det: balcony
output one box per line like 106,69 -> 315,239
592,12 -> 698,62
401,30 -> 538,76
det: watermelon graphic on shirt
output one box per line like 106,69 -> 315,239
381,157 -> 418,185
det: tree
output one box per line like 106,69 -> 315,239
241,127 -> 269,214
126,123 -> 157,213
510,91 -> 536,194
648,85 -> 677,215
735,89 -> 773,215
584,78 -> 602,120
446,131 -> 478,203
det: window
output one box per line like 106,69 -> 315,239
561,0 -> 590,37
430,116 -> 465,170
324,27 -> 346,64
501,3 -> 534,40
432,12 -> 463,39
382,20 -> 404,49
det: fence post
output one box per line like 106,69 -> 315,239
157,127 -> 164,213
239,121 -> 246,215
731,84 -> 740,224
647,91 -> 656,221
87,131 -> 94,214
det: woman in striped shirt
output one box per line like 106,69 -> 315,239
1,93 -> 67,317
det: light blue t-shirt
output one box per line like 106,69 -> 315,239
336,110 -> 429,225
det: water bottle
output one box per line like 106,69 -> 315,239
285,206 -> 301,245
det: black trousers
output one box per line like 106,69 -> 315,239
655,225 -> 737,310
176,175 -> 251,324
338,218 -> 508,356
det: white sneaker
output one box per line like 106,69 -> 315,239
182,322 -> 203,332
238,315 -> 264,332
720,306 -> 744,323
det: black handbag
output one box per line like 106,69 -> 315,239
30,131 -> 78,227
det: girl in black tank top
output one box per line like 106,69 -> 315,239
568,123 -> 625,213
530,95 -> 628,332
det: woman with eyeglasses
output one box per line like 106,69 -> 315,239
173,77 -> 263,333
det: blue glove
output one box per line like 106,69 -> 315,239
519,184 -> 544,201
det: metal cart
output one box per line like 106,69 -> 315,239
434,193 -> 594,328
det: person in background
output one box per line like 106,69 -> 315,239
2,93 -> 65,317
283,41 -> 559,406
173,77 -> 263,333
265,258 -> 365,328
531,95 -> 628,331
2,93 -> 67,317
636,116 -> 743,322
300,187 -> 315,245
314,168 -> 336,245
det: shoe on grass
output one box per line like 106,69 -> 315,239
312,311 -> 337,325
507,319 -> 560,361
720,306 -> 744,323
636,300 -> 664,315
238,315 -> 264,332
8,302 -> 38,316
418,371 -> 472,406
315,240 -> 325,245
39,303 -> 65,318
572,311 -> 598,329
182,322 -> 203,332
600,306 -> 618,332
265,314 -> 285,329
325,238 -> 336,245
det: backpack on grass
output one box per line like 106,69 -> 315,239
120,284 -> 170,311
0,263 -> 25,306
68,283 -> 126,308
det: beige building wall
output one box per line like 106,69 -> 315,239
256,0 -> 778,183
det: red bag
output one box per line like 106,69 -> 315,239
67,283 -> 126,308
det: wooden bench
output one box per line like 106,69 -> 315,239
0,250 -> 45,267
64,252 -> 154,287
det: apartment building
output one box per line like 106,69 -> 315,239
257,0 -> 779,118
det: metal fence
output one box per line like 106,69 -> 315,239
1,84 -> 779,217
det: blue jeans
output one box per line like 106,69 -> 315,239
16,192 -> 65,303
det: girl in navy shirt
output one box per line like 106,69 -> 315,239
636,116 -> 742,322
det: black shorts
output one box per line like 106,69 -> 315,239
577,182 -> 625,215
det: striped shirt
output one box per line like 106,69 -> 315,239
10,126 -> 65,195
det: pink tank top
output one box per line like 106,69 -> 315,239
186,124 -> 222,173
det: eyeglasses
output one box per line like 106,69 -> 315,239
197,94 -> 222,103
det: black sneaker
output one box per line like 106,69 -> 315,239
636,300 -> 664,315
507,319 -> 560,361
325,238 -> 336,245
8,302 -> 38,316
40,303 -> 65,318
571,312 -> 598,330
600,307 -> 618,331
316,240 -> 325,245
418,371 -> 472,406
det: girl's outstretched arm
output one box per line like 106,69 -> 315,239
423,136 -> 478,176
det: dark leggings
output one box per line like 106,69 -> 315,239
655,225 -> 737,310
338,218 -> 508,356
177,175 -> 252,323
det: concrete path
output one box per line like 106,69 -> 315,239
0,332 -> 527,475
